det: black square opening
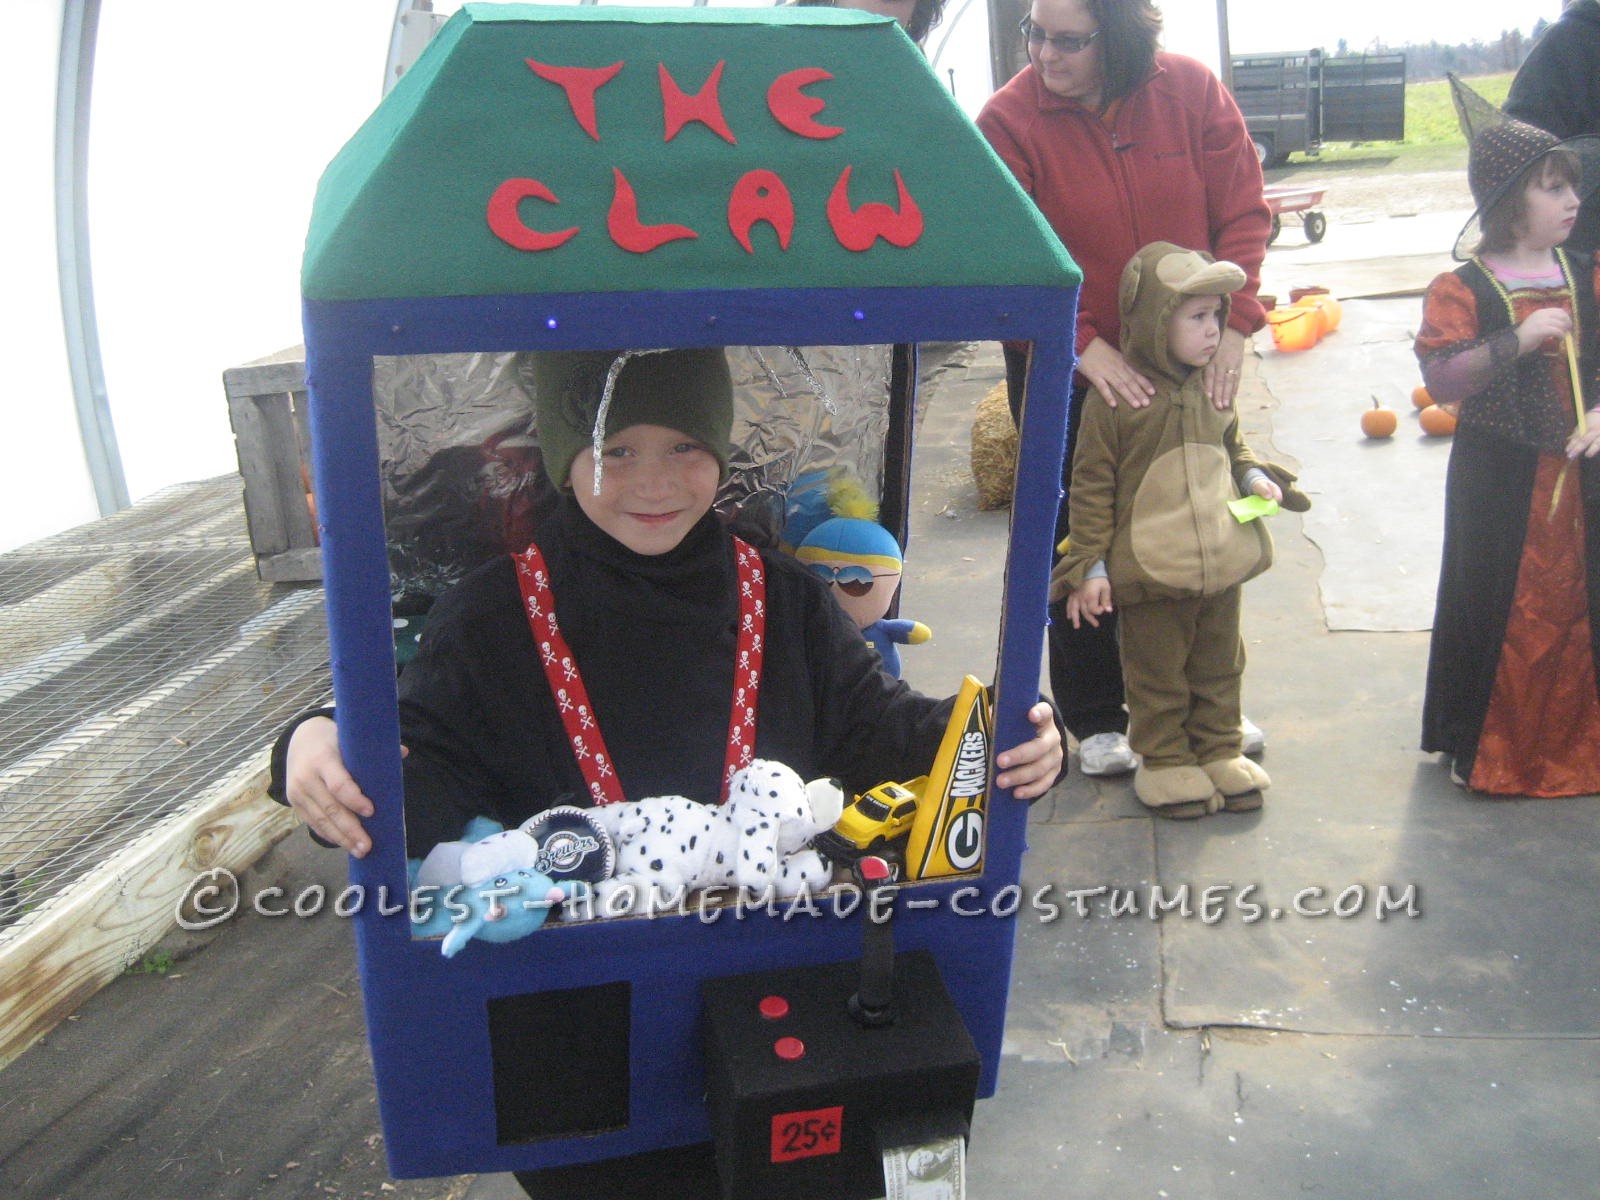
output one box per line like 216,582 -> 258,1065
488,981 -> 632,1144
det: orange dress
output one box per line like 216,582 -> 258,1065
1417,262 -> 1600,796
1471,451 -> 1600,794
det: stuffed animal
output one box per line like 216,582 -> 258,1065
583,760 -> 845,917
796,495 -> 930,678
779,466 -> 844,552
409,818 -> 590,957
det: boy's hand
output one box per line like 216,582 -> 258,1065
1065,578 -> 1113,628
1251,476 -> 1283,503
994,702 -> 1065,800
285,716 -> 386,857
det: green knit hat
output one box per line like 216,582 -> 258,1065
530,348 -> 734,489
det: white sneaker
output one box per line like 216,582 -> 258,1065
1078,732 -> 1138,777
1241,715 -> 1265,757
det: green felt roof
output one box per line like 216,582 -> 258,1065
302,3 -> 1078,301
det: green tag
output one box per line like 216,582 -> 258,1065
1229,495 -> 1279,523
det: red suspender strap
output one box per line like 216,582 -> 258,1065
513,537 -> 765,806
726,537 -> 765,793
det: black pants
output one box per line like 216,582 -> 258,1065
1004,344 -> 1127,741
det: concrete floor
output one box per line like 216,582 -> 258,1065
3,216 -> 1599,1199
899,332 -> 1600,1200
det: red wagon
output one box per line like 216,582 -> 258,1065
1265,184 -> 1328,244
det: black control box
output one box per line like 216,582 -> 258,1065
700,951 -> 979,1200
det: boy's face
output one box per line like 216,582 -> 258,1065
1516,161 -> 1581,252
569,423 -> 720,556
1167,294 -> 1224,370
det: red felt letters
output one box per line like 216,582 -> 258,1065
489,58 -> 924,256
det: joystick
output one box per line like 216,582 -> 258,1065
848,856 -> 896,1028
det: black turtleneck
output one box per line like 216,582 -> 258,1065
395,497 -> 950,854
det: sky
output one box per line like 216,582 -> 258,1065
1207,0 -> 1555,57
2,0 -> 1570,552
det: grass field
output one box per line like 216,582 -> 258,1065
1288,71 -> 1513,173
1403,72 -> 1513,144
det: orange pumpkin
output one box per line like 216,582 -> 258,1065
1419,404 -> 1458,437
1411,385 -> 1434,410
1361,399 -> 1398,439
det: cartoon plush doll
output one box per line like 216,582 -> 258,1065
795,483 -> 930,678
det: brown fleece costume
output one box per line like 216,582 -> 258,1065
1054,243 -> 1308,813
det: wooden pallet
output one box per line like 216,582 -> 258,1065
222,349 -> 320,582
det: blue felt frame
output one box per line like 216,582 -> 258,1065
303,280 -> 1075,1178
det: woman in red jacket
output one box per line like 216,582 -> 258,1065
977,0 -> 1270,776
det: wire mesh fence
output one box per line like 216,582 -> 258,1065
0,477 -> 333,945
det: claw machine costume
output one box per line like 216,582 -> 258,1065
299,3 -> 1080,1189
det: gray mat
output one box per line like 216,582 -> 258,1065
1256,297 -> 1448,632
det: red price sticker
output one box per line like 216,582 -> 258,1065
770,1105 -> 844,1163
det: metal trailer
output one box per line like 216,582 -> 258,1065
1229,49 -> 1407,165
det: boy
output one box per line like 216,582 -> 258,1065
275,347 -> 1065,1198
277,347 -> 1062,855
1052,243 -> 1308,817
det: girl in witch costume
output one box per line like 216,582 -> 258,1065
1417,118 -> 1600,796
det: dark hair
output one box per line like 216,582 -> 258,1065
1086,0 -> 1163,104
1479,149 -> 1582,254
791,0 -> 947,45
905,0 -> 946,45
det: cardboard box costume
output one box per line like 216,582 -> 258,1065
299,4 -> 1079,1182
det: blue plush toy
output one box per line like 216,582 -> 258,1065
795,483 -> 930,678
409,817 -> 589,958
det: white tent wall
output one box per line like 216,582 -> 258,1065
4,0 -> 396,555
21,0 -> 1543,558
9,0 -> 95,553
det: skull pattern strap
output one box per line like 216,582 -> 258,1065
513,537 -> 765,806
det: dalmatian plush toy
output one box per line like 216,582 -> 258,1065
583,759 -> 845,918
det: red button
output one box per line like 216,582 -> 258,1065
759,995 -> 790,1020
858,855 -> 892,884
774,1036 -> 806,1061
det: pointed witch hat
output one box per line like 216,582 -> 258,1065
1447,71 -> 1508,143
1446,73 -> 1600,261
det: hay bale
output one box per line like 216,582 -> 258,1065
970,381 -> 1019,510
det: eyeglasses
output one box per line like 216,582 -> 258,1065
806,562 -> 899,597
1018,17 -> 1099,54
